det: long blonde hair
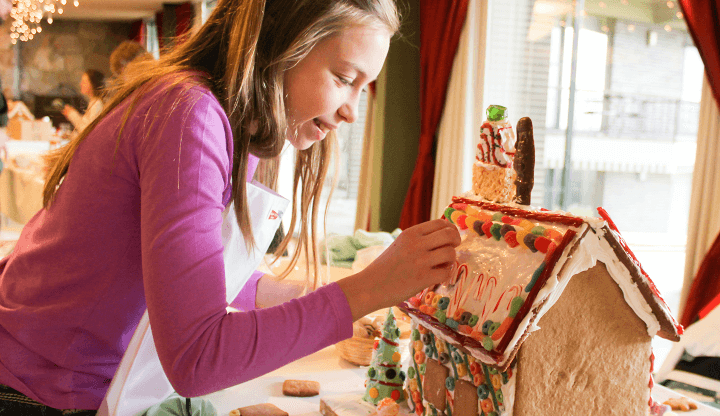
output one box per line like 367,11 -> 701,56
43,0 -> 400,289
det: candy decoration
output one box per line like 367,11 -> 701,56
434,310 -> 446,323
411,329 -> 420,341
472,220 -> 484,236
446,319 -> 459,330
481,221 -> 493,238
509,296 -> 524,317
525,263 -> 545,292
481,320 -> 494,335
513,117 -> 535,205
501,215 -> 514,224
409,297 -> 421,308
444,207 -> 455,221
482,336 -> 494,351
531,226 -> 545,236
534,236 -> 552,253
524,233 -> 538,252
437,297 -> 450,310
363,309 -> 404,405
500,223 -> 514,237
490,223 -> 502,240
504,231 -> 519,248
492,212 -> 503,222
491,316 -> 514,341
486,104 -> 507,121
488,322 -> 501,336
439,353 -> 450,364
468,314 -> 479,327
445,376 -> 455,391
408,367 -> 416,378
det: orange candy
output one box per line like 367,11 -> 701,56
481,398 -> 494,413
491,316 -> 514,341
414,351 -> 426,364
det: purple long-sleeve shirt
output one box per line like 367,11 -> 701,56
0,76 -> 353,410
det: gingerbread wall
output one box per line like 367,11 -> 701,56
513,262 -> 653,415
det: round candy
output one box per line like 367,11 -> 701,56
386,368 -> 397,379
531,225 -> 546,236
431,294 -> 441,308
438,352 -> 450,364
488,366 -> 498,374
524,233 -> 538,252
468,314 -> 479,327
481,320 -> 494,335
421,333 -> 432,345
424,345 -> 433,356
369,387 -> 379,399
477,384 -> 490,399
488,321 -> 501,336
443,207 -> 455,221
391,389 -> 401,401
399,371 -> 406,381
492,212 -> 503,222
496,390 -> 504,403
445,376 -> 455,391
437,297 -> 450,310
411,329 -> 420,341
457,363 -> 467,377
392,351 -> 401,363
414,351 -> 425,364
445,319 -> 459,330
434,309 -> 446,323
500,223 -> 514,237
481,398 -> 494,413
395,328 -> 400,338
424,291 -> 435,305
482,336 -> 494,351
368,367 -> 376,378
473,373 -> 484,386
469,362 -> 481,375
419,363 -> 426,374
490,223 -> 503,240
459,311 -> 472,326
452,352 -> 463,363
408,367 -> 416,378
413,340 -> 423,352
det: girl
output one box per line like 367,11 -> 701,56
62,69 -> 106,135
0,0 -> 461,414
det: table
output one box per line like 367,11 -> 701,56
203,342 -> 720,416
0,157 -> 45,225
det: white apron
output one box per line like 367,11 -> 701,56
97,181 -> 289,416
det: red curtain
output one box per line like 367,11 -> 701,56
679,1 -> 720,108
398,0 -> 470,229
129,20 -> 145,44
175,2 -> 195,38
677,1 -> 720,325
155,11 -> 164,51
680,231 -> 720,326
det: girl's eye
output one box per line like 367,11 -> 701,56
337,76 -> 353,86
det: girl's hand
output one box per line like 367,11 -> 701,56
337,219 -> 461,321
255,274 -> 305,308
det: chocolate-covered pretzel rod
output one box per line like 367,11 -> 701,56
514,117 -> 535,205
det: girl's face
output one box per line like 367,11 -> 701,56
80,73 -> 93,98
284,25 -> 391,150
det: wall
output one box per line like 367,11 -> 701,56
371,0 -> 421,232
0,18 -> 131,105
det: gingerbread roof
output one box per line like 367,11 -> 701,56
400,195 -> 683,370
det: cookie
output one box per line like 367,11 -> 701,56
230,403 -> 289,416
663,397 -> 698,411
282,379 -> 320,397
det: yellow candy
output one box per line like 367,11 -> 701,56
516,228 -> 529,249
491,373 -> 502,390
464,216 -> 479,232
457,364 -> 467,377
467,355 -> 476,364
465,205 -> 482,217
435,339 -> 446,354
414,340 -> 424,352
369,387 -> 379,399
431,294 -> 441,308
450,210 -> 464,225
392,352 -> 402,363
409,379 -> 418,392
518,219 -> 535,231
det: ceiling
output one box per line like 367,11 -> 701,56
49,0 -> 193,21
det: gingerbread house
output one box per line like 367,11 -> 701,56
399,107 -> 683,416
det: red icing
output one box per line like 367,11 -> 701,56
453,197 -> 585,227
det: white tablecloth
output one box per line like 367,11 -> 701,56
201,343 -> 720,416
0,160 -> 45,224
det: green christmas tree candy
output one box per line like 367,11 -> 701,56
363,308 -> 405,405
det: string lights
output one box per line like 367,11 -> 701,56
10,0 -> 79,43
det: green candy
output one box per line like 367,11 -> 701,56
492,212 -> 503,222
468,314 -> 479,327
444,207 -> 455,221
445,376 -> 455,391
482,336 -> 494,351
488,322 -> 501,336
368,367 -> 376,378
486,104 -> 507,121
419,363 -> 426,374
531,226 -> 546,236
490,223 -> 502,241
496,390 -> 504,402
411,329 -> 420,341
509,296 -> 524,318
408,366 -> 416,378
434,309 -> 447,323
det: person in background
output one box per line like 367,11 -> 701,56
61,69 -> 105,134
109,40 -> 153,79
0,0 -> 461,415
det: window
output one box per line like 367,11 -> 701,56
481,0 -> 701,366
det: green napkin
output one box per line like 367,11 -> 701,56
135,395 -> 217,416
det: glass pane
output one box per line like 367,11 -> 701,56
482,0 -> 701,367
